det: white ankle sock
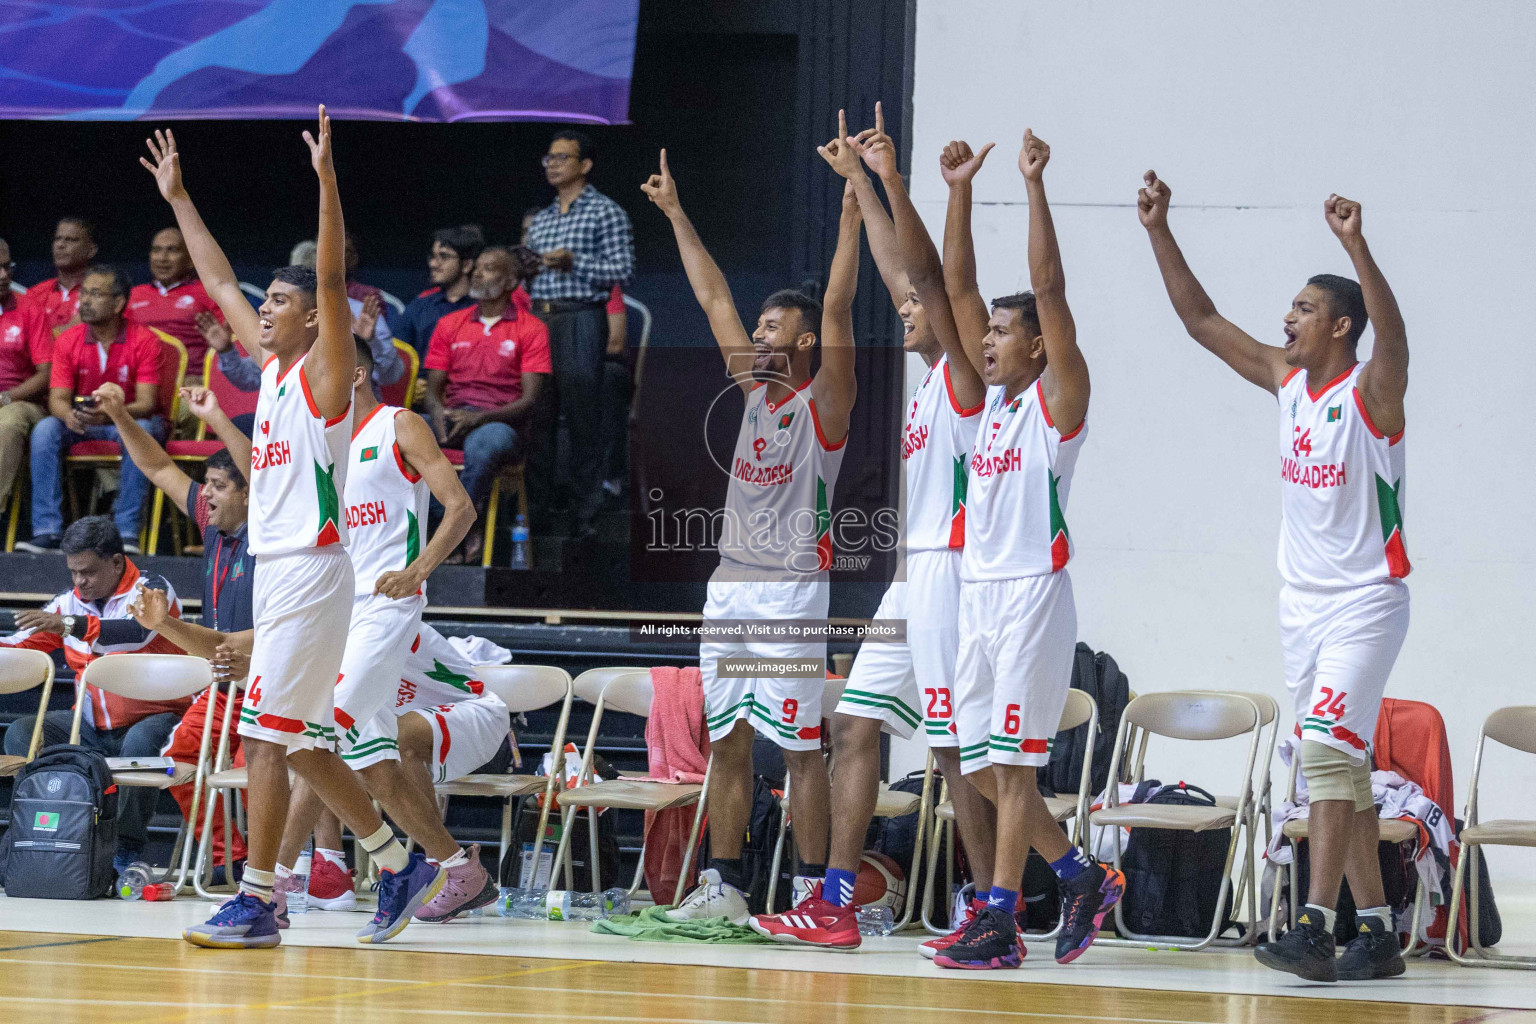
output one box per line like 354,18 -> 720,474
274,863 -> 293,881
440,847 -> 470,869
317,848 -> 347,868
241,867 -> 275,903
360,824 -> 409,874
1303,903 -> 1337,931
1359,905 -> 1393,930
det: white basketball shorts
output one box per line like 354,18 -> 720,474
954,570 -> 1077,774
700,564 -> 830,752
1280,579 -> 1409,762
413,694 -> 512,783
334,591 -> 427,765
836,548 -> 961,745
240,548 -> 354,751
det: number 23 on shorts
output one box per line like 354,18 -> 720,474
923,687 -> 953,720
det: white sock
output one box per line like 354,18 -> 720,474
440,847 -> 470,869
274,863 -> 293,881
1303,903 -> 1337,931
317,848 -> 347,868
241,867 -> 275,904
1359,905 -> 1393,930
360,824 -> 409,874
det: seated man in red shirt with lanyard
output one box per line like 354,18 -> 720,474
0,236 -> 53,517
18,264 -> 165,554
422,245 -> 550,562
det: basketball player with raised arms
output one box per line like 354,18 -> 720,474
143,110 -> 440,948
264,336 -> 485,923
641,142 -> 859,922
748,106 -> 994,953
922,129 -> 1122,969
1139,173 -> 1410,983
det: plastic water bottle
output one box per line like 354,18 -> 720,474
545,888 -> 630,921
117,864 -> 173,901
288,842 -> 312,915
510,515 -> 531,569
496,887 -> 549,919
856,905 -> 895,937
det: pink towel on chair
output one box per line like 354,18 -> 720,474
643,666 -> 710,902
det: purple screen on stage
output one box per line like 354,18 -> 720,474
0,0 -> 638,123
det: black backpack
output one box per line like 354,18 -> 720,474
1047,643 -> 1131,798
1117,782 -> 1235,939
865,769 -> 940,912
742,775 -> 789,914
1,744 -> 118,899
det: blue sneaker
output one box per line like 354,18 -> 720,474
357,852 -> 445,944
184,892 -> 281,949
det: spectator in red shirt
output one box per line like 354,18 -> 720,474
423,245 -> 550,561
344,230 -> 393,334
24,216 -> 98,336
0,236 -> 54,514
18,265 -> 166,554
126,227 -> 223,371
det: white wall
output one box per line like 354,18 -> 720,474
892,0 -> 1536,877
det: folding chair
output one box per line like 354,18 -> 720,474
432,664 -> 573,886
379,340 -> 419,409
74,653 -> 214,893
1446,705 -> 1536,969
193,674 -> 264,901
553,669 -> 708,905
0,649 -> 58,777
1213,691 -> 1279,943
920,687 -> 1097,937
1090,691 -> 1262,951
3,460 -> 25,551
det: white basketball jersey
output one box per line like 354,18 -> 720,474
718,379 -> 846,576
345,405 -> 430,597
1277,363 -> 1410,588
903,356 -> 984,553
961,379 -> 1086,582
249,353 -> 351,557
394,629 -> 490,712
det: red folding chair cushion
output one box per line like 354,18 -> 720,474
67,440 -> 123,458
167,439 -> 227,458
443,448 -> 464,466
203,348 -> 259,425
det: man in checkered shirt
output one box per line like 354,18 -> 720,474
524,129 -> 634,540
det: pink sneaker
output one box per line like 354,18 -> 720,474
307,852 -> 358,911
413,845 -> 497,922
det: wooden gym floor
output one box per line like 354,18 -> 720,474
1,929 -> 1532,1024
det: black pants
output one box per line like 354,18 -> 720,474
529,303 -> 607,528
4,710 -> 179,854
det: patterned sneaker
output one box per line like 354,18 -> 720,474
920,895 -> 984,960
1054,861 -> 1125,964
748,882 -> 861,951
357,853 -> 445,944
933,905 -> 1023,970
662,868 -> 750,925
1255,909 -> 1339,983
414,845 -> 498,922
307,852 -> 358,911
184,892 -> 282,949
272,873 -> 301,930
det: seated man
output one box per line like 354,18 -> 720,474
18,264 -> 165,554
127,227 -> 224,373
1,516 -> 191,873
23,217 -> 97,335
95,380 -> 255,869
0,236 -> 53,515
396,226 -> 483,358
421,245 -> 550,561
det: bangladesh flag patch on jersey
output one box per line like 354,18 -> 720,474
1327,405 -> 1342,422
360,446 -> 379,462
779,411 -> 795,430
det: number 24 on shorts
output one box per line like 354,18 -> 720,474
1312,688 -> 1347,721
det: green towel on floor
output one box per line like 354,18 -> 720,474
591,906 -> 772,944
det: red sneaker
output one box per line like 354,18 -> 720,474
748,883 -> 861,951
920,897 -> 983,960
307,852 -> 357,911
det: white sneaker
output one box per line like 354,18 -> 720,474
663,868 -> 750,925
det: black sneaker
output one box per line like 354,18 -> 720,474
1055,861 -> 1125,964
933,905 -> 1024,970
15,534 -> 61,554
1337,917 -> 1405,980
1255,908 -> 1338,982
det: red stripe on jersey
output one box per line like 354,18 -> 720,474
795,724 -> 822,741
334,707 -> 355,731
1020,738 -> 1049,754
254,713 -> 307,734
410,634 -> 421,653
1050,531 -> 1070,572
434,712 -> 452,765
947,503 -> 966,549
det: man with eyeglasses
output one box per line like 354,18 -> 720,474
524,129 -> 634,540
17,264 -> 165,554
396,226 -> 484,359
0,236 -> 54,517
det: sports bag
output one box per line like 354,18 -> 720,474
1047,644 -> 1131,798
2,744 -> 118,899
1117,782 -> 1235,939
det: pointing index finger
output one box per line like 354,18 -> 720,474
875,100 -> 884,135
838,108 -> 848,141
659,148 -> 669,176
